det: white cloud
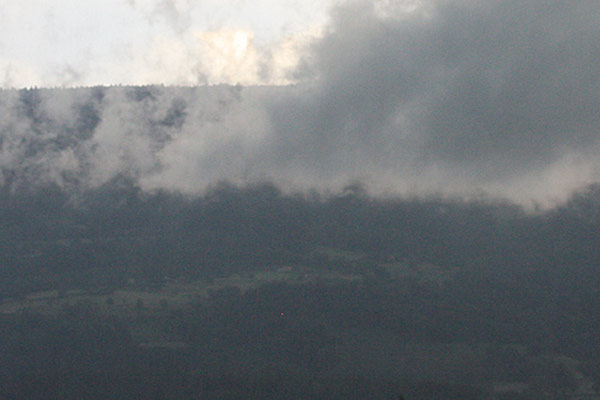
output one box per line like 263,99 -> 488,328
0,0 -> 336,88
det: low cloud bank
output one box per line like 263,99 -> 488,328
1,0 -> 600,208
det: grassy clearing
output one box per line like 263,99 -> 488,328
0,264 -> 363,317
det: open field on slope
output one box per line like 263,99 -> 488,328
0,262 -> 363,317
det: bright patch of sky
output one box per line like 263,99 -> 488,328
0,0 -> 341,88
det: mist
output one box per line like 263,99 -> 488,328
2,0 -> 600,208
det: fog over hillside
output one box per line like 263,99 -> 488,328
2,0 -> 600,208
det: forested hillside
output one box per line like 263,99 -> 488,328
2,181 -> 600,398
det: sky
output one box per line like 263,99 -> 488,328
1,0 -> 600,208
0,0 -> 340,87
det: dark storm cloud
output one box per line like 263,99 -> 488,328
417,1 -> 600,169
1,0 -> 600,206
267,0 -> 600,188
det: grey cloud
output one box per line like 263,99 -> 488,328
261,0 -> 600,200
2,0 -> 600,207
415,1 -> 600,169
